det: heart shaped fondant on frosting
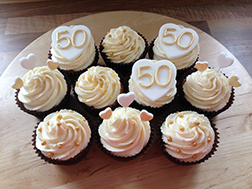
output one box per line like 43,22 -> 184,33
217,52 -> 234,69
132,59 -> 177,101
99,107 -> 112,119
140,110 -> 153,121
117,92 -> 135,107
196,61 -> 208,72
158,23 -> 199,59
229,75 -> 241,87
12,78 -> 23,89
52,25 -> 91,61
19,53 -> 36,70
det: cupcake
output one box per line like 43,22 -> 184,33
97,92 -> 153,161
160,111 -> 218,165
50,25 -> 99,80
149,23 -> 199,77
14,64 -> 70,118
128,59 -> 177,114
32,109 -> 92,165
99,25 -> 148,76
74,66 -> 123,115
181,61 -> 236,118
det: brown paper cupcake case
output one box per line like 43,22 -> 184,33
157,115 -> 219,165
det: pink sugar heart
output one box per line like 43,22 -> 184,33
140,110 -> 153,121
117,92 -> 135,107
99,107 -> 112,119
19,53 -> 36,70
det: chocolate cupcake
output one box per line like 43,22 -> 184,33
159,110 -> 219,165
149,23 -> 199,78
14,65 -> 70,119
73,66 -> 123,115
49,25 -> 99,81
180,60 -> 237,118
32,109 -> 92,165
99,25 -> 148,77
97,92 -> 153,161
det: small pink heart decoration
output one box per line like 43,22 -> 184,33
140,110 -> 153,121
229,76 -> 241,87
12,78 -> 23,89
99,107 -> 112,119
47,59 -> 59,70
117,92 -> 135,107
19,53 -> 36,70
195,61 -> 208,72
217,52 -> 234,69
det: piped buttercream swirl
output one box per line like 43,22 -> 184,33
161,111 -> 214,162
74,66 -> 121,109
18,66 -> 67,112
183,68 -> 231,111
36,109 -> 91,160
98,107 -> 151,157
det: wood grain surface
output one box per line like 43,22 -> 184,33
0,11 -> 251,189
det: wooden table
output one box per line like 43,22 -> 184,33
0,11 -> 251,188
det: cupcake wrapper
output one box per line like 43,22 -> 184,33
95,119 -> 154,161
178,67 -> 235,119
32,108 -> 94,165
15,81 -> 71,120
158,117 -> 219,165
48,45 -> 99,85
99,32 -> 148,78
148,38 -> 199,79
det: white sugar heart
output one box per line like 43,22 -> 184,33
217,52 -> 234,69
19,53 -> 36,70
132,59 -> 177,101
51,25 -> 91,61
158,23 -> 199,59
140,110 -> 153,121
99,107 -> 112,119
117,92 -> 135,107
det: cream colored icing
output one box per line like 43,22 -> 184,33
18,66 -> 67,112
183,68 -> 231,111
129,76 -> 177,108
74,66 -> 121,109
51,26 -> 96,71
98,107 -> 151,157
36,109 -> 91,160
102,25 -> 145,64
161,111 -> 214,162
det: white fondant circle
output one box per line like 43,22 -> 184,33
51,25 -> 91,61
158,23 -> 199,59
132,59 -> 177,101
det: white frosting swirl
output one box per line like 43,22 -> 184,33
51,36 -> 96,71
36,109 -> 91,161
74,66 -> 121,109
18,66 -> 67,112
98,107 -> 151,157
102,26 -> 145,64
161,111 -> 214,162
128,76 -> 177,108
153,38 -> 199,70
183,68 -> 231,111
